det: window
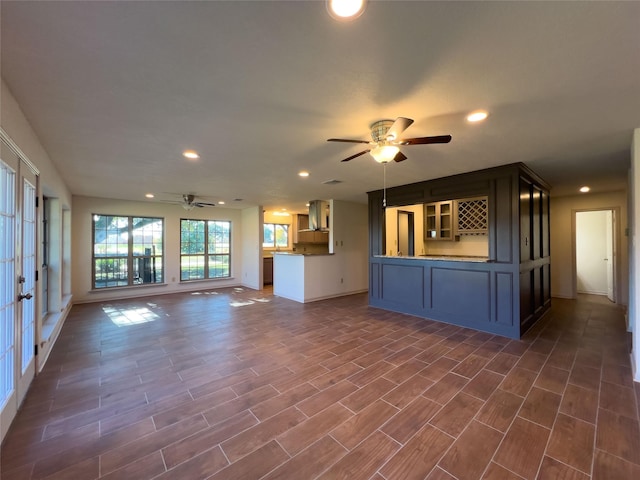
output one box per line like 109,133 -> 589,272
42,196 -> 50,315
263,223 -> 289,248
92,215 -> 164,289
180,219 -> 230,281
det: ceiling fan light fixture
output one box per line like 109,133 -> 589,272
327,0 -> 366,20
370,145 -> 400,163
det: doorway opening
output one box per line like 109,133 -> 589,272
574,209 -> 617,302
397,210 -> 414,257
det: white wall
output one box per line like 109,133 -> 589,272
274,200 -> 368,302
1,81 -> 72,207
301,199 -> 368,301
241,207 -> 262,290
550,190 -> 628,305
71,196 -> 248,303
630,128 -> 639,381
1,79 -> 73,368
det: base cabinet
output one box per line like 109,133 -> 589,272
263,257 -> 273,285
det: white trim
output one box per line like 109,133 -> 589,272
0,128 -> 40,176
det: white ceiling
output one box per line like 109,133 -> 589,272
2,1 -> 639,213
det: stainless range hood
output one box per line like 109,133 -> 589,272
308,200 -> 329,231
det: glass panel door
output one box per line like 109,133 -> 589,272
0,145 -> 17,442
16,161 -> 38,408
0,139 -> 38,443
20,180 -> 36,374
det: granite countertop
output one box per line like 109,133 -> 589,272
374,255 -> 490,263
273,252 -> 334,256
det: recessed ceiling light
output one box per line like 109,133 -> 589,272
299,171 -> 310,177
145,193 -> 155,198
183,150 -> 200,159
466,111 -> 489,122
218,201 -> 225,205
579,186 -> 590,193
327,0 -> 366,20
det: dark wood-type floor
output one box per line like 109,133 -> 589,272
2,287 -> 640,479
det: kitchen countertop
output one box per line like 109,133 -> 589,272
273,252 -> 334,256
374,255 -> 490,263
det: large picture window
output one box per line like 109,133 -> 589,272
180,219 -> 231,281
263,223 -> 289,249
92,215 -> 164,289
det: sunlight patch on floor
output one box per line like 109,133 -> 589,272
230,300 -> 255,307
102,305 -> 159,327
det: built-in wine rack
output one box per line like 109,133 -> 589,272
456,197 -> 488,235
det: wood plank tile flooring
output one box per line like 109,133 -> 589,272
2,288 -> 639,479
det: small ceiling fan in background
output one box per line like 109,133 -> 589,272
327,117 -> 452,163
160,194 -> 216,210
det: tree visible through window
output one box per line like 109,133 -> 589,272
92,215 -> 164,289
180,219 -> 231,281
263,223 -> 288,248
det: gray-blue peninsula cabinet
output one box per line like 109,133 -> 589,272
368,163 -> 550,339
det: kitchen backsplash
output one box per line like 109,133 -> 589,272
293,243 -> 330,254
424,235 -> 488,257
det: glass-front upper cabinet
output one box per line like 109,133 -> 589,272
424,201 -> 453,240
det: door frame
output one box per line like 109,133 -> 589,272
0,133 -> 40,443
571,207 -> 619,302
397,210 -> 415,257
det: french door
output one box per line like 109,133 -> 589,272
1,139 -> 38,442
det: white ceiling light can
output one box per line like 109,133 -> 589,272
183,150 -> 200,159
298,171 -> 310,177
579,186 -> 590,193
466,111 -> 489,122
370,145 -> 400,163
327,0 -> 366,20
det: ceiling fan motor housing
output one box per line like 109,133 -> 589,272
370,119 -> 395,143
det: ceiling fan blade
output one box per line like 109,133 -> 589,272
340,150 -> 370,162
401,135 -> 452,145
393,151 -> 408,163
327,138 -> 371,144
194,202 -> 216,207
386,117 -> 414,141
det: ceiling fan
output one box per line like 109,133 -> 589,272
160,194 -> 216,210
327,117 -> 452,163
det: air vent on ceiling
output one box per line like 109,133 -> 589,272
322,179 -> 342,185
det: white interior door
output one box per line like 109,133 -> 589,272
606,210 -> 615,301
0,140 -> 38,442
576,211 -> 608,295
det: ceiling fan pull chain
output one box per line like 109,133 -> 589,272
383,163 -> 387,208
